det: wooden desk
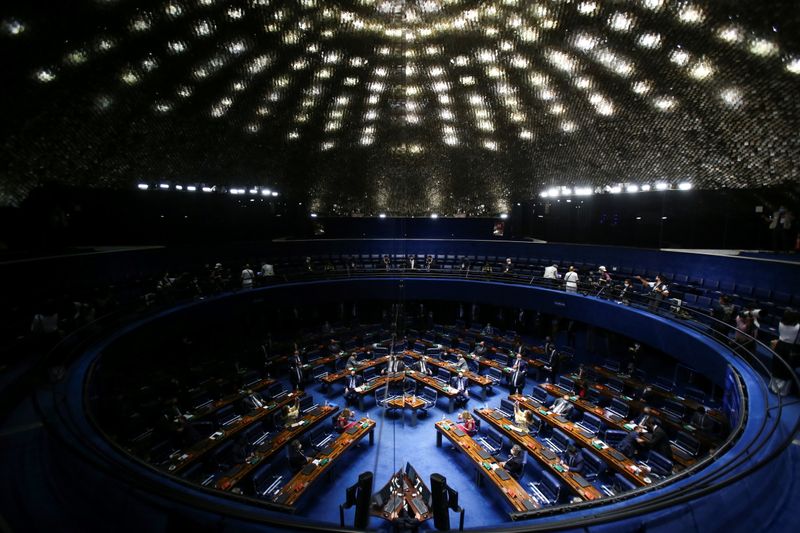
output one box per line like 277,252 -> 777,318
511,395 -> 651,487
215,404 -> 339,491
472,408 -> 603,501
405,351 -> 492,400
387,394 -> 427,427
321,356 -> 389,387
167,390 -> 303,475
187,378 -> 276,422
541,383 -> 631,431
560,373 -> 720,454
592,366 -> 706,412
407,371 -> 459,413
271,418 -> 375,508
435,420 -> 540,514
371,472 -> 433,524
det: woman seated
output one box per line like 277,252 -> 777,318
336,408 -> 357,431
284,398 -> 300,424
514,401 -> 534,434
456,410 -> 477,435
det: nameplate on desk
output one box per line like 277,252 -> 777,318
301,463 -> 317,476
573,474 -> 591,488
608,449 -> 627,462
319,445 -> 335,456
522,499 -> 537,511
495,468 -> 511,481
540,448 -> 557,460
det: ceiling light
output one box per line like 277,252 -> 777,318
678,182 -> 693,190
655,182 -> 669,190
137,184 -> 149,190
430,213 -> 438,219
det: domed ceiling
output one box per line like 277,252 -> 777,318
1,0 -> 799,214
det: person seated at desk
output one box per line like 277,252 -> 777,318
345,352 -> 359,369
454,353 -> 469,373
382,355 -> 404,374
562,444 -> 584,474
451,371 -> 470,406
336,408 -> 357,431
344,370 -> 364,404
631,406 -> 654,429
284,398 -> 301,424
288,439 -> 311,472
473,341 -> 487,358
636,420 -> 673,461
616,429 -> 640,459
499,445 -> 524,479
551,395 -> 573,417
414,355 -> 433,376
514,401 -> 535,434
509,353 -> 527,395
690,406 -> 715,433
243,389 -> 269,411
456,410 -> 477,435
328,338 -> 341,355
638,385 -> 657,404
232,435 -> 252,464
481,323 -> 495,336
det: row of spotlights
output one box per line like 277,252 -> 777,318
539,182 -> 692,198
137,183 -> 279,196
311,212 -> 509,219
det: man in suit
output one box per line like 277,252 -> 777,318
632,406 -> 654,429
345,352 -> 359,370
288,440 -> 311,472
473,341 -> 487,358
637,420 -> 673,460
562,444 -> 584,474
542,341 -> 560,384
551,394 -> 574,417
344,370 -> 364,404
452,371 -> 469,406
243,390 -> 268,411
510,353 -> 527,395
500,445 -> 524,479
414,355 -> 433,376
382,354 -> 404,374
289,350 -> 305,389
454,353 -> 469,373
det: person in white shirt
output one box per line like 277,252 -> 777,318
260,263 -> 274,277
542,264 -> 559,287
770,309 -> 800,395
636,275 -> 669,311
241,264 -> 255,289
564,266 -> 579,293
408,255 -> 416,270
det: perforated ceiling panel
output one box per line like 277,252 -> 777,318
1,0 -> 799,214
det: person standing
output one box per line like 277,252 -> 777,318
509,353 -> 527,395
564,266 -> 579,293
636,275 -> 669,311
770,309 -> 800,396
542,264 -> 559,288
241,264 -> 254,289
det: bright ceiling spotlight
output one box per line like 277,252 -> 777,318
499,213 -> 508,219
678,182 -> 693,190
655,182 -> 669,190
137,183 -> 149,190
430,213 -> 438,219
379,213 -> 387,218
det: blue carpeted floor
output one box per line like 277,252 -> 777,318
290,377 -> 513,530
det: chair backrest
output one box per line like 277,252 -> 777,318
268,382 -> 287,398
609,398 -> 629,417
216,405 -> 236,424
613,472 -> 637,492
553,428 -> 573,449
603,358 -> 621,372
298,395 -> 314,412
493,352 -> 510,366
413,342 -> 426,353
580,449 -> 606,477
422,386 -> 438,401
251,461 -> 273,494
557,376 -> 575,393
581,412 -> 603,433
540,470 -> 562,503
646,450 -> 674,476
606,378 -> 624,393
662,399 -> 686,420
487,367 -> 503,381
363,367 -> 376,382
242,370 -> 261,387
210,439 -> 234,466
437,368 -> 451,382
500,398 -> 516,416
426,347 -> 442,357
674,431 -> 701,456
373,346 -> 389,355
531,386 -> 550,405
486,427 -> 505,450
683,386 -> 705,403
375,386 -> 389,403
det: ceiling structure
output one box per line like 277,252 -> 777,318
1,0 -> 799,215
